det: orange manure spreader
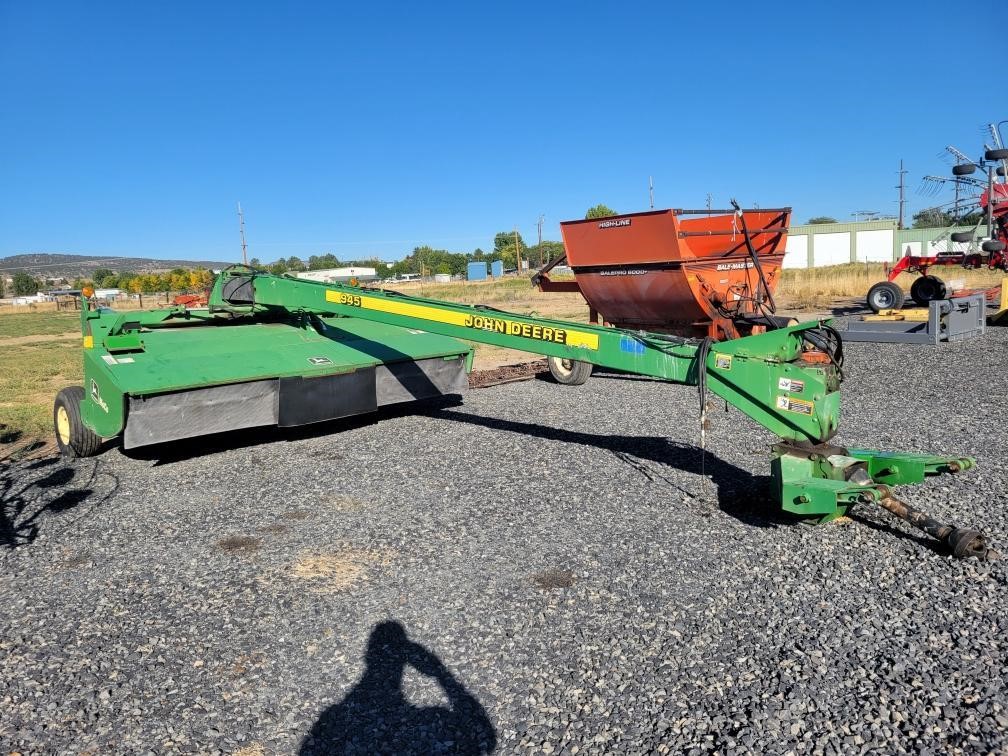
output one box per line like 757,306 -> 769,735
535,202 -> 791,342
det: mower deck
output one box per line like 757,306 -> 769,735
86,313 -> 472,448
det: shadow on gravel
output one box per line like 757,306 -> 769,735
300,620 -> 496,755
0,458 -> 118,549
535,368 -> 666,384
847,509 -> 946,555
828,303 -> 870,317
427,408 -> 792,529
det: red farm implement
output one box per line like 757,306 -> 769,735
865,123 -> 1008,312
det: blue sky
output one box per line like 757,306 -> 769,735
0,1 -> 997,263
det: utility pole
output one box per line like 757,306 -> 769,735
987,166 -> 995,239
896,160 -> 907,229
537,215 -> 545,266
953,158 -> 961,217
513,226 -> 522,273
237,202 -> 248,265
706,193 -> 712,215
649,176 -> 654,209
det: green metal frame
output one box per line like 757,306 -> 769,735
213,271 -> 841,444
73,268 -> 976,523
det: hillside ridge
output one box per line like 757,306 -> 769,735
0,252 -> 232,278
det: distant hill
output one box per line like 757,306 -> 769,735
0,253 -> 233,279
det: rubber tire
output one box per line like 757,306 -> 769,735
981,240 -> 1006,253
984,148 -> 1008,161
952,163 -> 977,176
547,356 -> 593,386
866,281 -> 905,313
54,386 -> 101,458
950,232 -> 974,243
997,166 -> 1006,177
910,275 -> 947,306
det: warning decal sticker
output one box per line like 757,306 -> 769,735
775,395 -> 814,415
778,377 -> 805,393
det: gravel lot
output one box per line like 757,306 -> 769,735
2,326 -> 1007,754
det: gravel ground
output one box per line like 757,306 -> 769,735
2,326 -> 1007,755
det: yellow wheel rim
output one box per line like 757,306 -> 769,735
56,405 -> 71,445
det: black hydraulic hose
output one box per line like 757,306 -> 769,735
696,336 -> 713,418
731,199 -> 777,314
802,322 -> 845,380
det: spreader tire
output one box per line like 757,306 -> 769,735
866,281 -> 905,313
54,386 -> 101,458
952,163 -> 977,176
981,240 -> 1006,253
910,275 -> 947,306
547,356 -> 593,386
984,149 -> 1008,161
950,232 -> 975,243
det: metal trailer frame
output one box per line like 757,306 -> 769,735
840,295 -> 986,345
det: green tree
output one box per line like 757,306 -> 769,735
12,270 -> 40,296
93,267 -> 115,282
585,204 -> 617,220
285,256 -> 306,272
96,272 -> 120,288
526,240 -> 565,266
806,216 -> 838,224
0,275 -> 5,297
493,231 -> 526,268
308,253 -> 341,270
912,208 -> 953,229
169,271 -> 191,292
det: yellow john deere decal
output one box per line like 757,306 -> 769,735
326,290 -> 599,350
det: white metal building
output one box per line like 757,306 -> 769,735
295,267 -> 378,283
784,221 -> 987,269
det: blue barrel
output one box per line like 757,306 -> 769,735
467,261 -> 488,281
491,260 -> 504,278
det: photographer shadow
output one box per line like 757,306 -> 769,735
300,621 -> 497,755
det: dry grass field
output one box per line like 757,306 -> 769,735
0,311 -> 83,452
778,262 -> 1006,309
1,266 -> 1003,456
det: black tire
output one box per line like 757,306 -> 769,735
997,166 -> 1006,177
985,148 -> 1008,161
54,386 -> 101,458
547,356 -> 593,386
981,240 -> 1006,253
952,163 -> 977,176
866,281 -> 905,313
950,232 -> 974,243
910,275 -> 947,306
